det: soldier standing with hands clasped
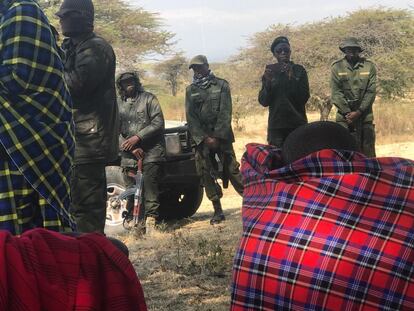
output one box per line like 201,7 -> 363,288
185,55 -> 243,225
331,37 -> 377,157
259,36 -> 310,147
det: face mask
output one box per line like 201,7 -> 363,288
60,13 -> 93,37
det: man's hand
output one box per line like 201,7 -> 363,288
345,111 -> 362,124
279,62 -> 291,73
263,67 -> 273,82
263,63 -> 290,82
131,148 -> 144,160
203,136 -> 220,151
121,135 -> 140,151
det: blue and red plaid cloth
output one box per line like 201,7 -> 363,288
231,143 -> 414,310
0,0 -> 75,233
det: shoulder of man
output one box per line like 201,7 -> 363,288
84,33 -> 112,49
141,91 -> 159,103
291,63 -> 308,75
214,76 -> 228,85
361,58 -> 376,69
214,77 -> 230,91
331,58 -> 346,69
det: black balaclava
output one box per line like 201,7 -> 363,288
56,0 -> 94,37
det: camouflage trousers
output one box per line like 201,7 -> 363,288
123,162 -> 162,219
195,144 -> 244,202
338,121 -> 376,157
70,163 -> 107,233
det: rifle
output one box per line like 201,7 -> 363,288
201,144 -> 229,189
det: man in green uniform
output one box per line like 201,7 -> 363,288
57,0 -> 119,233
116,71 -> 165,231
185,55 -> 243,225
258,36 -> 310,147
331,37 -> 377,157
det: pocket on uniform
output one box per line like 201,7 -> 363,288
359,78 -> 369,91
340,77 -> 351,90
75,118 -> 98,135
136,111 -> 145,123
210,94 -> 220,112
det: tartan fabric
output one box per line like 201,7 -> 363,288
0,0 -> 75,231
231,143 -> 414,311
0,159 -> 71,235
0,228 -> 148,311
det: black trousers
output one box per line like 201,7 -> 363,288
70,163 -> 107,233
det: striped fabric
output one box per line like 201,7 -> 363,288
0,0 -> 75,233
231,143 -> 414,311
0,160 -> 70,235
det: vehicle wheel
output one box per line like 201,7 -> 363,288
158,185 -> 204,220
105,166 -> 128,234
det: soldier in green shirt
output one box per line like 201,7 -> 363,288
331,37 -> 377,157
258,36 -> 310,147
185,55 -> 243,225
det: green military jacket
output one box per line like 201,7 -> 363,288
185,77 -> 235,146
330,57 -> 377,123
258,62 -> 309,129
62,32 -> 119,165
119,91 -> 165,166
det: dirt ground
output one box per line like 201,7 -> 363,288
113,118 -> 414,310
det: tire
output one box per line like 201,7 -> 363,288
158,185 -> 204,220
105,166 -> 203,230
105,166 -> 128,234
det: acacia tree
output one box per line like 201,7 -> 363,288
228,8 -> 414,119
38,0 -> 174,69
154,53 -> 187,96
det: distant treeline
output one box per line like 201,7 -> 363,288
41,2 -> 413,115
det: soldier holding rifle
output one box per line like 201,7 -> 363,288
185,55 -> 243,225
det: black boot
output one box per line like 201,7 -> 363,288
210,200 -> 225,225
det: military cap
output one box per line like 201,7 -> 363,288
189,55 -> 209,69
270,36 -> 290,53
56,0 -> 94,19
339,37 -> 363,52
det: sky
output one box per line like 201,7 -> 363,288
128,0 -> 413,62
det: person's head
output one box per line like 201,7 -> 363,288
270,36 -> 291,63
282,121 -> 358,164
116,71 -> 142,101
340,37 -> 363,63
56,0 -> 94,38
189,55 -> 210,78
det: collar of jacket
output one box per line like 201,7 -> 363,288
62,32 -> 95,49
192,76 -> 218,88
344,57 -> 365,70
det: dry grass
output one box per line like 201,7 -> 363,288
112,99 -> 414,311
116,191 -> 242,311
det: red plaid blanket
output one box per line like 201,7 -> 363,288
231,144 -> 414,311
0,229 -> 147,311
